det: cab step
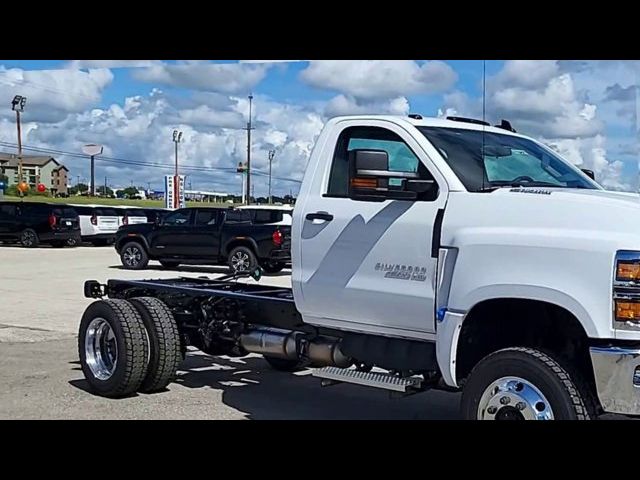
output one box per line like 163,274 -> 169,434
312,366 -> 422,393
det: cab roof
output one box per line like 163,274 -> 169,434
329,114 -> 526,138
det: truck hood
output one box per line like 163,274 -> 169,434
444,187 -> 640,250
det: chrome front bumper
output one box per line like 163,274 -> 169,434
590,346 -> 640,416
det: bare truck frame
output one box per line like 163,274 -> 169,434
81,271 -> 439,399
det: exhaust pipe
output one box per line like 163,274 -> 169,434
240,328 -> 351,368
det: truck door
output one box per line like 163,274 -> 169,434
297,122 -> 447,339
149,208 -> 194,256
189,209 -> 223,257
0,203 -> 17,236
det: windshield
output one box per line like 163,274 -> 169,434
417,127 -> 598,192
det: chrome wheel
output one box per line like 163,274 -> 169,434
84,317 -> 118,381
21,230 -> 36,247
231,251 -> 250,272
123,246 -> 141,267
477,376 -> 554,420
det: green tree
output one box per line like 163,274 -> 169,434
122,186 -> 139,198
69,183 -> 89,195
97,185 -> 114,196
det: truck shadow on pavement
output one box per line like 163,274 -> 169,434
68,351 -> 461,419
172,351 -> 461,420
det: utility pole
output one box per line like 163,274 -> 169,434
268,150 -> 275,204
104,176 -> 107,197
245,94 -> 254,205
11,95 -> 26,197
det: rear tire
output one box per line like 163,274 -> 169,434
461,347 -> 597,420
129,297 -> 182,393
120,241 -> 149,270
78,299 -> 149,398
20,228 -> 39,248
228,246 -> 257,274
263,356 -> 306,372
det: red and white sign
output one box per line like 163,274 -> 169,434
164,175 -> 185,210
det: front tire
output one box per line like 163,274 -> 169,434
20,228 -> 39,248
78,300 -> 149,398
228,246 -> 257,274
129,297 -> 182,393
461,347 -> 596,420
120,241 -> 149,270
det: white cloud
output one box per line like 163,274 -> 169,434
438,60 -> 632,190
324,94 -> 410,117
300,60 -> 457,100
0,90 -> 324,197
0,66 -> 113,123
66,60 -> 160,69
132,62 -> 270,94
545,135 -> 630,191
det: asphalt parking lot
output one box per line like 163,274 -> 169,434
0,245 -> 461,419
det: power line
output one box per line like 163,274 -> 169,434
0,141 -> 302,183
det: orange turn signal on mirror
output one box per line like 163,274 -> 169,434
616,262 -> 640,282
615,300 -> 640,323
351,178 -> 377,189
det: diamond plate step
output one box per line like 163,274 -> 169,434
312,367 -> 422,392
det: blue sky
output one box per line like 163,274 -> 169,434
0,60 -> 637,195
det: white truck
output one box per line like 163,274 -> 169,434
78,114 -> 640,420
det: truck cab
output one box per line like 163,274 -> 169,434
78,114 -> 640,420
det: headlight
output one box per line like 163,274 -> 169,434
614,251 -> 640,330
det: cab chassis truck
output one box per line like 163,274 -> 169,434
79,115 -> 640,420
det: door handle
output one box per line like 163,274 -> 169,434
305,211 -> 334,222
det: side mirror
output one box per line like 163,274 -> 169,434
581,168 -> 595,180
348,149 -> 430,201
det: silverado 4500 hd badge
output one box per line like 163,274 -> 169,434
375,263 -> 428,282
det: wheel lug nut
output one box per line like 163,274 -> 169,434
487,406 -> 498,414
516,402 -> 526,411
500,396 -> 511,405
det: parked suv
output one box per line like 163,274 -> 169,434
71,205 -> 120,246
114,207 -> 291,273
115,207 -> 149,227
0,201 -> 80,247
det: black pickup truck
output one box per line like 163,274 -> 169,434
114,207 -> 291,274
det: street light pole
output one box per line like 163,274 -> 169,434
173,130 -> 183,177
11,95 -> 27,197
268,150 -> 275,204
245,94 -> 254,205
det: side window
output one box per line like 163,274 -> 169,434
163,209 -> 192,226
327,126 -> 436,199
0,204 -> 16,218
225,210 -> 251,224
250,210 -> 284,224
195,210 -> 219,226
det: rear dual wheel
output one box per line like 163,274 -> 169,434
78,298 -> 182,397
